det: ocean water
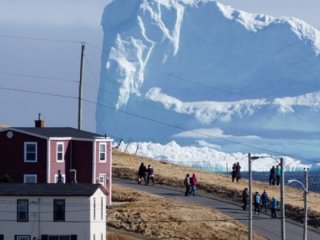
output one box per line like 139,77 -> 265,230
223,171 -> 320,193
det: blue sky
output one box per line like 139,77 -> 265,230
0,0 -> 319,131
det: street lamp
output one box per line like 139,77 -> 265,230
288,168 -> 309,240
248,153 -> 286,240
248,153 -> 259,240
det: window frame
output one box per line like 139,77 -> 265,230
24,142 -> 37,163
53,199 -> 65,222
17,199 -> 29,222
100,197 -> 104,220
23,174 -> 37,184
99,143 -> 106,162
56,142 -> 65,162
93,197 -> 96,220
98,174 -> 106,187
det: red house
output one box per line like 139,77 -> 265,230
0,119 -> 113,205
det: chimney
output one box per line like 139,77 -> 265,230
34,113 -> 45,128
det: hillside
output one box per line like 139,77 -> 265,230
111,149 -> 320,236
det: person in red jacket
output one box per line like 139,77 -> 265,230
189,173 -> 198,196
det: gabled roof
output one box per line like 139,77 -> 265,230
0,183 -> 108,196
10,127 -> 104,139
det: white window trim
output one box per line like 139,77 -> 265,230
98,174 -> 106,187
56,142 -> 65,162
99,143 -> 106,162
23,174 -> 37,184
24,142 -> 37,163
54,173 -> 66,183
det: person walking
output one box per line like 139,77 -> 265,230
271,197 -> 278,218
189,173 -> 198,196
184,174 -> 191,196
242,188 -> 249,210
138,162 -> 147,184
254,191 -> 261,214
261,190 -> 269,212
235,162 -> 241,182
269,166 -> 276,185
276,164 -> 281,186
146,164 -> 155,185
231,163 -> 237,182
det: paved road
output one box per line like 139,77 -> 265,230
114,178 -> 320,240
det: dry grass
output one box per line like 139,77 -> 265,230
109,184 -> 264,240
112,150 -> 320,228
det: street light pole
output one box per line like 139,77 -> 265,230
304,169 -> 309,240
248,153 -> 252,240
280,157 -> 286,240
248,153 -> 260,240
288,168 -> 309,240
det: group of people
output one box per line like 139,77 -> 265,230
231,162 -> 241,182
184,173 -> 198,196
269,164 -> 282,186
138,162 -> 155,185
242,188 -> 278,218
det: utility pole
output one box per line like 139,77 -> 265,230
303,168 -> 309,240
280,157 -> 286,240
78,42 -> 85,130
248,153 -> 252,240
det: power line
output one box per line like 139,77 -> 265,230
0,71 -> 78,84
0,34 -> 81,44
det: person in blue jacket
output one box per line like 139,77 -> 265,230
271,197 -> 278,218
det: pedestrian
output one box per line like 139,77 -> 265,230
189,173 -> 198,196
276,164 -> 281,186
184,174 -> 191,196
146,164 -> 155,185
261,190 -> 269,212
235,162 -> 241,182
254,191 -> 261,214
269,166 -> 276,185
242,188 -> 249,210
231,163 -> 237,182
270,197 -> 278,218
137,162 -> 147,184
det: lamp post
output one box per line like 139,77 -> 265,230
248,153 -> 259,240
248,154 -> 286,240
288,168 -> 309,240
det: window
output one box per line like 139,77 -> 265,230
99,143 -> 106,162
17,199 -> 28,222
56,142 -> 64,162
24,174 -> 37,183
98,174 -> 106,187
15,236 -> 30,240
54,199 -> 65,221
93,197 -> 96,220
24,142 -> 37,162
100,197 -> 104,220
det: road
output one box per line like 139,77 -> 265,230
114,178 -> 320,240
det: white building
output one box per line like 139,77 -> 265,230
0,183 -> 107,240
